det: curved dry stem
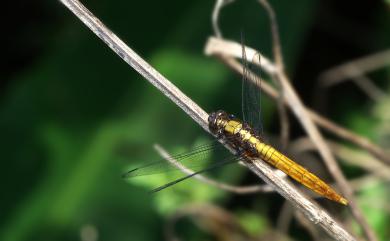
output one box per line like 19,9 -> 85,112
257,0 -> 284,70
59,1 -> 356,240
212,0 -> 235,38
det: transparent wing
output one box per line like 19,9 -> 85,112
150,156 -> 242,193
241,36 -> 263,135
122,141 -> 234,178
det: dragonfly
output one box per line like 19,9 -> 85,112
123,39 -> 348,205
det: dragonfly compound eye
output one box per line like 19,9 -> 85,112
208,112 -> 218,134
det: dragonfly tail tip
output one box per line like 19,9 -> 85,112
339,197 -> 348,206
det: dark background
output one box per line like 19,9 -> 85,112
1,0 -> 389,240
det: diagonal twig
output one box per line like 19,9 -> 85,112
318,49 -> 390,102
59,1 -> 356,240
318,49 -> 390,86
319,63 -> 387,102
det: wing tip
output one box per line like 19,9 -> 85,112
121,168 -> 138,178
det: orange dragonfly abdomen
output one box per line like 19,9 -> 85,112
208,110 -> 348,205
256,142 -> 348,205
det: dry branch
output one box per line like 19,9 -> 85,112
318,49 -> 390,102
59,0 -> 356,240
318,49 -> 390,86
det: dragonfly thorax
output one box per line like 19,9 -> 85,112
208,110 -> 261,155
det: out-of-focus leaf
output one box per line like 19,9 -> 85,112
236,210 -> 268,236
359,181 -> 390,241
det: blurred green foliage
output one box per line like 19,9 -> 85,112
1,0 -> 389,240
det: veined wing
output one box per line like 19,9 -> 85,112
150,156 -> 241,193
241,35 -> 263,135
122,141 -> 233,178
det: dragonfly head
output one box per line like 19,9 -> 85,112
208,110 -> 229,136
